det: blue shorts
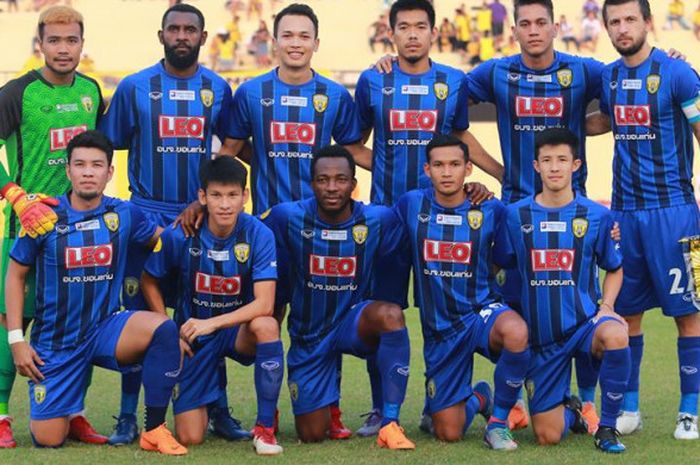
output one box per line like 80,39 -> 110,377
287,301 -> 375,415
29,311 -> 136,420
123,196 -> 185,309
526,316 -> 619,415
424,303 -> 509,414
613,204 -> 700,317
172,326 -> 254,415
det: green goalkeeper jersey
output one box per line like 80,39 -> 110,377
0,69 -> 104,238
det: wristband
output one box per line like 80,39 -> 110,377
7,329 -> 24,345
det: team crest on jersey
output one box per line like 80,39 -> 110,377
103,212 -> 119,232
34,384 -> 46,404
289,382 -> 299,402
124,277 -> 140,297
434,83 -> 449,101
153,237 -> 163,253
572,218 -> 589,238
467,210 -> 483,230
200,89 -> 214,108
352,225 -> 368,245
427,379 -> 437,399
496,269 -> 506,287
313,94 -> 328,113
525,379 -> 535,400
556,69 -> 573,88
260,208 -> 272,220
646,74 -> 661,94
81,95 -> 94,113
172,383 -> 180,401
234,243 -> 250,263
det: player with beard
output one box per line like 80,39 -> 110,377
99,3 -> 249,445
587,0 -> 700,440
0,5 -> 105,448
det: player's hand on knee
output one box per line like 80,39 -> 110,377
180,317 -> 217,343
10,341 -> 45,383
595,303 -> 627,329
174,201 -> 205,238
373,54 -> 397,73
464,182 -> 494,205
610,222 -> 621,242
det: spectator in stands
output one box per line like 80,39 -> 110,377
248,0 -> 263,21
4,0 -> 18,13
210,29 -> 236,72
664,0 -> 691,30
489,0 -> 508,48
582,0 -> 600,17
437,17 -> 456,52
453,7 -> 471,55
500,34 -> 518,56
694,1 -> 700,39
251,19 -> 271,68
479,29 -> 495,62
475,1 -> 492,34
580,10 -> 601,52
467,30 -> 481,67
560,14 -> 580,52
369,13 -> 393,53
227,15 -> 243,66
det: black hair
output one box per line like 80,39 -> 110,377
200,156 -> 248,190
513,0 -> 554,22
534,127 -> 579,160
273,3 -> 319,38
425,134 -> 469,162
67,130 -> 114,164
162,3 -> 205,30
602,0 -> 652,24
311,145 -> 356,178
389,0 -> 436,29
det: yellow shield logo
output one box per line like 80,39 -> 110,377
234,243 -> 250,263
352,225 -> 368,245
525,379 -> 535,400
172,383 -> 180,401
200,89 -> 214,108
434,82 -> 449,101
496,269 -> 506,287
646,74 -> 661,94
556,69 -> 573,88
467,210 -> 483,230
103,212 -> 119,232
573,218 -> 589,238
34,384 -> 46,404
81,95 -> 94,113
260,208 -> 272,220
124,277 -> 140,297
289,382 -> 299,402
313,94 -> 328,113
153,237 -> 163,253
427,379 -> 437,399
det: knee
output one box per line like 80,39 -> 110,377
31,428 -> 67,448
434,425 -> 462,443
497,313 -> 529,351
297,428 -> 326,443
378,304 -> 405,332
534,428 -> 562,446
177,430 -> 205,446
602,325 -> 629,350
249,316 -> 280,341
676,313 -> 700,336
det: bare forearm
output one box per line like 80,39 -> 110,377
455,130 -> 503,182
141,272 -> 167,314
344,142 -> 373,171
601,267 -> 623,308
209,294 -> 275,330
586,111 -> 612,136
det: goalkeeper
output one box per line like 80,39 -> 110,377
0,6 -> 104,448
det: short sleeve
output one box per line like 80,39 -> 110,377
128,203 -> 158,245
465,60 -> 496,104
492,207 -> 517,269
452,74 -> 470,131
332,88 -> 362,145
214,83 -> 234,141
9,233 -> 40,267
673,61 -> 700,123
143,227 -> 179,279
224,84 -> 253,139
251,221 -> 278,282
584,58 -> 605,102
354,71 -> 374,131
98,77 -> 136,149
261,206 -> 290,306
595,212 -> 623,272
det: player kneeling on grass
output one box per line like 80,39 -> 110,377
393,135 -> 531,450
141,156 -> 284,455
496,128 -> 630,453
5,130 -> 186,455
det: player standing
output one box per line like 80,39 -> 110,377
497,128 -> 630,453
5,131 -> 186,455
0,6 -> 105,448
393,135 -> 531,449
98,3 -> 249,444
141,157 -> 284,455
263,145 -> 414,449
595,0 -> 700,439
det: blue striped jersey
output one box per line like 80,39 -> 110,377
355,62 -> 469,206
394,189 -> 504,342
225,69 -> 361,215
262,198 -> 403,346
467,52 -> 604,203
599,48 -> 700,211
496,195 -> 622,348
10,195 -> 157,351
143,213 -> 277,328
99,61 -> 232,205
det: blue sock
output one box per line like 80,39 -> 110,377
377,328 -> 410,426
255,341 -> 284,428
142,320 -> 180,431
678,336 -> 700,416
366,356 -> 383,411
463,394 -> 481,433
562,407 -> 575,440
575,355 -> 599,404
492,348 -> 530,422
120,369 -> 141,417
599,347 -> 631,429
623,334 -> 643,412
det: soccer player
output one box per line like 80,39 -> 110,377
98,3 -> 248,443
393,135 -> 531,450
594,0 -> 700,439
0,5 -> 105,448
496,128 -> 630,453
263,145 -> 414,450
141,157 -> 284,455
5,131 -> 186,455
